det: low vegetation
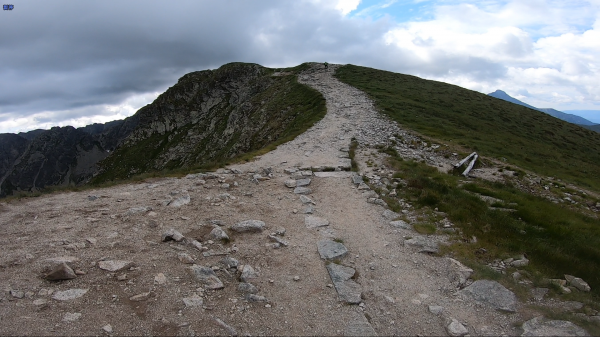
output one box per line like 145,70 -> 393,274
335,65 -> 600,192
379,148 -> 600,303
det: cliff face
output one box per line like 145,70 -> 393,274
0,62 -> 325,196
0,117 -> 139,197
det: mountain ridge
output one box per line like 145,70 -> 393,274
488,89 -> 598,126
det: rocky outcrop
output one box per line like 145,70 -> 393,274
92,62 -> 325,183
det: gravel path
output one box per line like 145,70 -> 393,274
1,64 -> 585,336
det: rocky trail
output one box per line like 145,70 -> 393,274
0,64 -> 593,336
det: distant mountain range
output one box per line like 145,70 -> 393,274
487,90 -> 599,130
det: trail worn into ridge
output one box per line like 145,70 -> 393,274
0,64 -> 582,336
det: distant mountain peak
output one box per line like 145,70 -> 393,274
488,90 -> 596,126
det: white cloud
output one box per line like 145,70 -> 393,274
335,0 -> 361,15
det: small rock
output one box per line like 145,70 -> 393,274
460,280 -> 517,312
357,182 -> 370,190
178,253 -> 195,264
45,263 -> 77,281
188,265 -> 224,289
326,263 -> 361,304
88,195 -> 99,201
52,288 -> 88,301
168,194 -> 191,207
206,226 -> 230,241
447,258 -> 474,287
351,175 -> 363,184
126,206 -> 152,215
521,316 -> 589,336
117,274 -> 128,281
182,294 -> 204,307
317,240 -> 348,260
302,205 -> 315,214
274,227 -> 286,236
429,305 -> 444,315
219,257 -> 239,269
238,283 -> 258,294
98,260 -> 132,272
268,234 -> 289,247
154,273 -> 167,285
246,294 -> 268,302
102,324 -> 113,334
33,299 -> 48,306
10,290 -> 24,299
162,229 -> 185,242
305,215 -> 329,228
531,287 -> 549,301
389,220 -> 411,229
129,292 -> 151,302
446,318 -> 469,336
300,195 -> 315,204
382,209 -> 399,220
296,178 -> 311,187
230,220 -> 265,233
284,179 -> 297,188
293,276 -> 300,281
565,274 -> 591,292
240,265 -> 258,283
511,258 -> 529,267
293,187 -> 312,195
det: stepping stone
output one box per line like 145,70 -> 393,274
521,316 -> 589,336
294,187 -> 312,194
98,260 -> 132,272
326,263 -> 362,304
182,294 -> 204,307
446,318 -> 469,336
351,175 -> 363,184
296,178 -> 311,187
284,179 -> 297,188
389,220 -> 411,229
300,195 -> 315,204
314,171 -> 352,178
52,289 -> 88,301
230,220 -> 264,233
305,215 -> 329,228
317,240 -> 348,260
168,194 -> 190,207
188,265 -> 224,289
345,313 -> 377,336
382,209 -> 399,220
460,280 -> 517,312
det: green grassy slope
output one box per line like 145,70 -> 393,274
335,65 -> 600,192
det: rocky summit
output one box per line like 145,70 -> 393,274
0,63 -> 596,336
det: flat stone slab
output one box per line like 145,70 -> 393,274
52,289 -> 88,301
182,294 -> 204,308
294,187 -> 312,194
314,171 -> 353,178
169,194 -> 190,207
460,280 -> 517,312
296,178 -> 311,187
284,179 -> 297,188
326,263 -> 361,304
405,236 -> 439,253
98,260 -> 132,272
389,220 -> 411,229
345,314 -> 377,336
351,175 -> 363,184
382,209 -> 399,220
300,195 -> 315,204
230,220 -> 265,233
188,265 -> 224,289
521,316 -> 589,336
305,215 -> 330,228
317,240 -> 348,260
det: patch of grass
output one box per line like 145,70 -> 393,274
335,64 -> 600,192
385,155 -> 600,300
413,223 -> 437,235
333,238 -> 344,244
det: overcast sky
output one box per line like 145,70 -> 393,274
2,0 -> 600,133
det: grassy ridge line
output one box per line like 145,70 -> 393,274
335,65 -> 600,192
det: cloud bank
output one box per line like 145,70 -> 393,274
1,0 -> 599,133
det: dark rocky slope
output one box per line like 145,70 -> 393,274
0,62 -> 325,196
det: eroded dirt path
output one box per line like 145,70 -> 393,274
0,64 -> 534,336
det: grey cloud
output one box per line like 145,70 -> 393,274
0,0 -> 516,131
